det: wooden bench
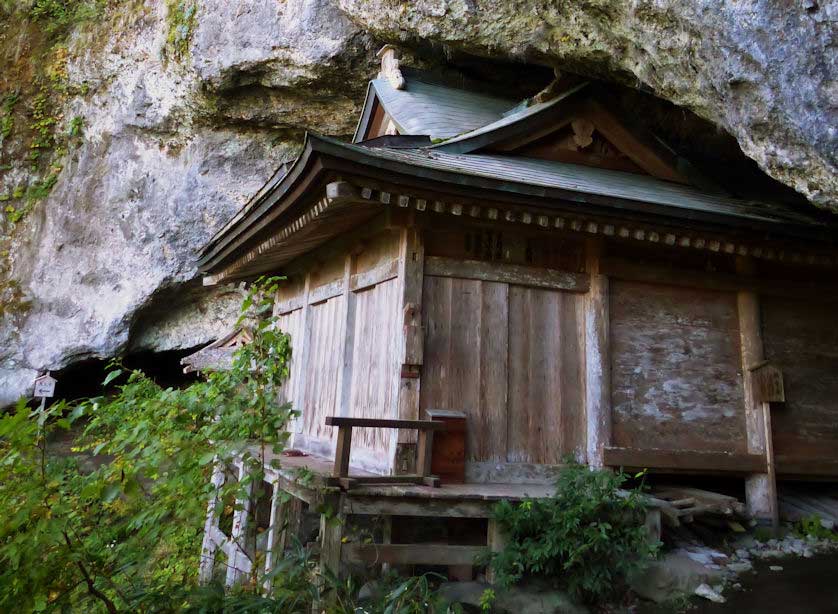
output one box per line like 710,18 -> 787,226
325,417 -> 445,489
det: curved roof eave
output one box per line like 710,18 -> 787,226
430,82 -> 590,154
198,134 -> 320,271
199,133 -> 835,275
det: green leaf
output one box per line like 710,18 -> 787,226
102,369 -> 123,386
103,484 -> 121,502
198,452 -> 216,466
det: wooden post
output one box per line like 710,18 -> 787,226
318,510 -> 345,596
393,224 -> 425,473
485,519 -> 506,584
381,515 -> 393,575
736,257 -> 779,528
416,429 -> 434,478
226,462 -> 254,587
291,273 -> 313,436
336,253 -> 357,419
263,485 -> 303,592
334,425 -> 353,478
585,238 -> 611,467
199,461 -> 226,584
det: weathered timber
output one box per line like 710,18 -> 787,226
737,256 -> 779,527
349,259 -> 398,291
464,462 -> 565,485
603,446 -> 766,474
337,254 -> 357,418
290,273 -> 312,435
601,256 -> 838,300
342,544 -> 487,566
762,296 -> 838,466
425,256 -> 590,292
395,225 -> 425,456
325,417 -> 445,430
585,238 -> 610,467
610,280 -> 747,453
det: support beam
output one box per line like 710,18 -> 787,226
736,257 -> 779,527
291,273 -> 312,436
394,224 -> 425,472
199,461 -> 226,584
585,239 -> 611,467
263,487 -> 303,592
336,253 -> 357,419
319,512 -> 344,582
486,519 -> 506,584
603,446 -> 766,474
341,544 -> 487,566
226,463 -> 254,587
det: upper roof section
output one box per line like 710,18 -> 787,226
353,67 -> 516,143
197,49 -> 836,283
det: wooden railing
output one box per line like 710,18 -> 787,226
324,417 -> 444,489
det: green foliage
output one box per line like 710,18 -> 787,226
30,0 -> 104,36
0,92 -> 18,139
29,92 -> 58,154
479,587 -> 496,612
488,464 -> 658,603
795,515 -> 838,541
165,0 -> 198,62
0,276 -> 296,612
68,114 -> 84,137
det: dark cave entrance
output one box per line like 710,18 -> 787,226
49,346 -> 202,403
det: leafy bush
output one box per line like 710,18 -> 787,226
0,276 -> 295,612
795,515 -> 838,541
489,464 -> 658,603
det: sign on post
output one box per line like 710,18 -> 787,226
750,361 -> 785,404
33,372 -> 57,398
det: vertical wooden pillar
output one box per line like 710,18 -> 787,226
585,239 -> 611,467
263,485 -> 303,592
380,515 -> 393,575
736,257 -> 778,526
226,462 -> 254,587
319,510 -> 345,585
336,254 -> 357,419
291,273 -> 313,437
485,519 -> 506,585
199,461 -> 226,584
393,223 -> 425,473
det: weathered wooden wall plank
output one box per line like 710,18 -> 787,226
610,280 -> 747,453
421,273 -> 583,467
425,256 -> 589,292
585,239 -> 610,467
507,287 -> 585,463
420,277 -> 509,463
301,295 -> 345,442
762,296 -> 838,468
349,277 -> 401,460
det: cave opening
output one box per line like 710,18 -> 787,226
48,346 -> 202,404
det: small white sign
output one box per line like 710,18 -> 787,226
33,372 -> 57,398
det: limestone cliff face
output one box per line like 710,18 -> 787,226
0,0 -> 835,404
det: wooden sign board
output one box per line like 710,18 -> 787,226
751,363 -> 784,404
33,373 -> 57,398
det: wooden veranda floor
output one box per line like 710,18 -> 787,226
264,450 -> 555,518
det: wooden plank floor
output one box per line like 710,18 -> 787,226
261,449 -> 554,502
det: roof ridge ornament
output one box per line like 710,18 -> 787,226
377,44 -> 406,90
528,66 -> 563,106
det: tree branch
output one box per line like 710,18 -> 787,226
62,531 -> 119,614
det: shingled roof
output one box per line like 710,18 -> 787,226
354,68 -> 516,142
198,65 -> 836,281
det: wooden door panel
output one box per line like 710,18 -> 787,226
420,276 -> 508,462
507,287 -> 585,464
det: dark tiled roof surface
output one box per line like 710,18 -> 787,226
370,72 -> 515,140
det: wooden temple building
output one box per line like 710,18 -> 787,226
192,48 -> 838,584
